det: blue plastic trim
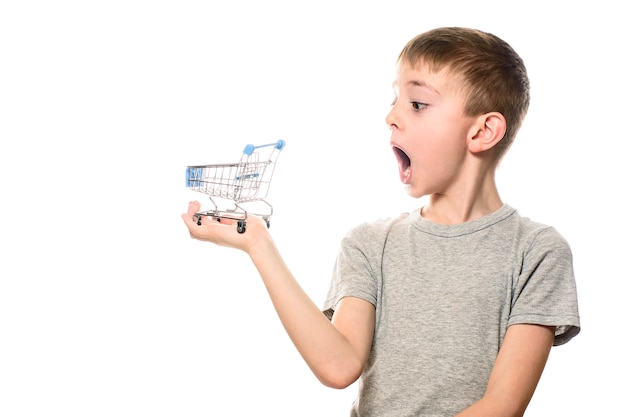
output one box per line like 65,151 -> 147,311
186,167 -> 198,187
242,140 -> 285,155
243,144 -> 255,155
185,167 -> 191,187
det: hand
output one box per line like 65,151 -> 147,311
181,201 -> 269,253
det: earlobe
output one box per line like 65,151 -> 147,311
468,112 -> 506,153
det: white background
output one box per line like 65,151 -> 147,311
1,1 -> 624,416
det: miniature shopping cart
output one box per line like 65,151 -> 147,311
185,140 -> 286,233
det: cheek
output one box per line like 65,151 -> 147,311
418,135 -> 465,174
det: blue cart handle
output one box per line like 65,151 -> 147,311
243,140 -> 286,155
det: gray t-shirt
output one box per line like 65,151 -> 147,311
323,204 -> 580,416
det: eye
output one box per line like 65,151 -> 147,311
410,101 -> 427,111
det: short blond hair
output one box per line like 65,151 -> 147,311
398,27 -> 530,161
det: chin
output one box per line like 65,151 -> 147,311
403,184 -> 425,199
404,184 -> 423,198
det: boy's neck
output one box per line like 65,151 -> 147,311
421,176 -> 503,225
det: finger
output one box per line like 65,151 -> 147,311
187,200 -> 201,217
214,217 -> 236,225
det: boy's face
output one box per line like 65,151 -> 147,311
386,62 -> 477,199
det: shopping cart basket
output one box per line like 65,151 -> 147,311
185,140 -> 286,233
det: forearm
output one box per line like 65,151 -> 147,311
453,396 -> 521,417
248,236 -> 363,388
454,324 -> 555,417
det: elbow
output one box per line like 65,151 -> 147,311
314,358 -> 363,389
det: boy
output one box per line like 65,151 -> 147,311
182,27 -> 580,416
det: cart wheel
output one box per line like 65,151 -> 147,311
237,220 -> 246,234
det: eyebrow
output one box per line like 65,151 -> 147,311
407,79 -> 439,94
391,79 -> 439,94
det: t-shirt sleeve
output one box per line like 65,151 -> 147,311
508,226 -> 581,346
322,224 -> 380,321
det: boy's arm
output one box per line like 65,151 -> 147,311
455,323 -> 555,417
182,201 -> 374,389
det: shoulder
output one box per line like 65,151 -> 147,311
337,213 -> 412,261
343,213 -> 411,244
513,212 -> 572,256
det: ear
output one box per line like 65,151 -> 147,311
467,112 -> 506,153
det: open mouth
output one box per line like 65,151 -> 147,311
393,146 -> 411,184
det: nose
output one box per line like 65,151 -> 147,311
386,104 -> 399,131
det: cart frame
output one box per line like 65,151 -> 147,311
185,140 -> 286,233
